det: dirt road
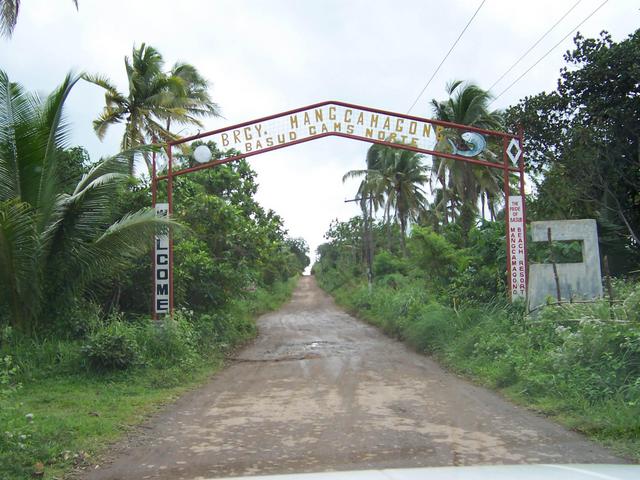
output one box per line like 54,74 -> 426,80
86,276 -> 626,480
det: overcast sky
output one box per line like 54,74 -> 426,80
1,0 -> 637,265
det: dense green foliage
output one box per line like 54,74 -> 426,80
103,141 -> 310,315
506,31 -> 640,273
171,145 -> 307,308
314,215 -> 507,305
0,71 -> 308,334
0,71 -> 173,335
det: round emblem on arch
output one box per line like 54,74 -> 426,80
193,144 -> 212,164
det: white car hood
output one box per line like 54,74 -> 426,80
210,464 -> 639,480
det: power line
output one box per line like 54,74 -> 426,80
406,0 -> 486,114
491,0 -> 609,104
488,0 -> 583,93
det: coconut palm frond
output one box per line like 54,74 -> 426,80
429,80 -> 505,236
0,199 -> 40,329
0,71 -> 184,332
87,45 -> 220,174
0,1 -> 18,37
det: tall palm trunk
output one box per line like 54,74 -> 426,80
399,214 -> 407,254
361,196 -> 374,290
397,182 -> 408,254
440,173 -> 448,225
384,203 -> 393,250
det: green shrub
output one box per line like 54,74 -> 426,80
138,313 -> 199,368
403,302 -> 456,353
146,365 -> 196,389
347,284 -> 374,312
446,222 -> 507,306
408,226 -> 464,288
202,304 -> 256,348
373,251 -> 409,277
450,264 -> 505,306
623,285 -> 640,322
0,333 -> 83,382
376,273 -> 409,290
82,319 -> 140,371
492,361 -> 519,388
0,355 -> 21,397
49,298 -> 102,339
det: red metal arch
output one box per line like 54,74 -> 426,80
152,101 -> 527,317
157,100 -> 521,181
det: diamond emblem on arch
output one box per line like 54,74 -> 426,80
507,138 -> 522,164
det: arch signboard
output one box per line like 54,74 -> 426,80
152,101 -> 527,316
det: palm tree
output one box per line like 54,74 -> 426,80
0,70 -> 173,333
344,144 -> 389,215
385,148 -> 429,249
1,0 -> 78,37
344,143 -> 428,252
85,43 -> 221,173
342,145 -> 387,283
430,80 -> 504,237
167,62 -> 220,132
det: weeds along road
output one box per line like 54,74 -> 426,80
85,276 -> 627,480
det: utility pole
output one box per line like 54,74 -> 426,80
345,196 -> 375,291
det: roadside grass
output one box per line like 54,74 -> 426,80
1,366 -> 221,479
0,277 -> 298,480
507,391 -> 640,460
318,276 -> 640,463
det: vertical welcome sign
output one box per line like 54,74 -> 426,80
155,203 -> 170,314
508,196 -> 527,298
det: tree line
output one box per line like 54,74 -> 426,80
332,30 -> 639,283
0,44 -> 310,336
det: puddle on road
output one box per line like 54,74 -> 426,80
234,340 -> 357,363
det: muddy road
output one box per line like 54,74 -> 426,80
86,276 -> 626,479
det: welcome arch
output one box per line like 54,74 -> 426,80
151,101 -> 527,316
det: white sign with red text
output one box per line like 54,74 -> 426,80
508,196 -> 527,299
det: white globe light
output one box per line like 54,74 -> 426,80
193,145 -> 212,164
